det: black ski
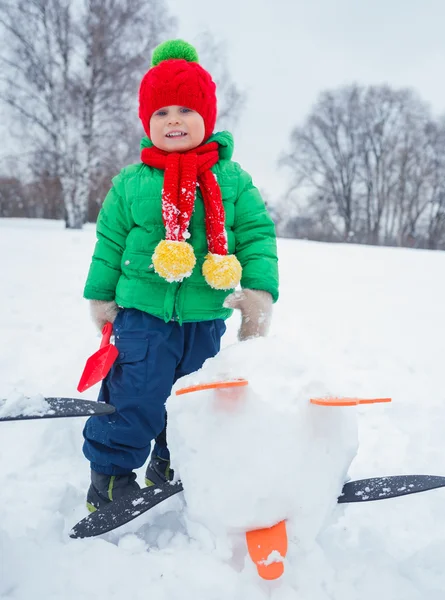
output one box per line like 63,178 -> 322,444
339,474 -> 445,503
0,398 -> 115,422
70,474 -> 445,539
70,480 -> 184,539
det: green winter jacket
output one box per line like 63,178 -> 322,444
83,131 -> 279,323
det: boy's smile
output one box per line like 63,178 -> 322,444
150,105 -> 206,152
166,131 -> 187,138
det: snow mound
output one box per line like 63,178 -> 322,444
168,336 -> 358,546
0,391 -> 51,419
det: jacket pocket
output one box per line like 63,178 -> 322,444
110,338 -> 149,396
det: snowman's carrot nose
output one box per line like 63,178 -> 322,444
246,520 -> 288,580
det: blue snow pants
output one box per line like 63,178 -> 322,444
82,308 -> 226,475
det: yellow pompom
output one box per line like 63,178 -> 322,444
202,253 -> 242,290
152,240 -> 196,282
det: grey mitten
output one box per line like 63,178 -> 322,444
89,299 -> 119,332
223,289 -> 273,341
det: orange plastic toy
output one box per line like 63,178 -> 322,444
246,520 -> 288,580
310,396 -> 392,406
175,378 -> 248,396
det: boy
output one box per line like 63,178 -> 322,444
82,39 -> 279,511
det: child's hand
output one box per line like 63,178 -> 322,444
89,300 -> 119,332
223,289 -> 273,341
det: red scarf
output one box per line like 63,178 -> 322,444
141,142 -> 227,256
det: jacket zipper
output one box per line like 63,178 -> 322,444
172,284 -> 182,322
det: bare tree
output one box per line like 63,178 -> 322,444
0,0 -> 176,228
424,119 -> 445,249
357,86 -> 432,245
279,83 -> 443,248
359,86 -> 402,244
280,85 -> 363,241
0,1 -> 71,203
72,0 -> 178,223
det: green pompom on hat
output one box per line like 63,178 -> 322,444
151,39 -> 199,67
139,39 -> 217,141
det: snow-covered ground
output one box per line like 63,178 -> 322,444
1,217 -> 445,599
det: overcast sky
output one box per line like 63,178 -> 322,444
168,0 -> 445,200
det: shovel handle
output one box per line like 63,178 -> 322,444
100,322 -> 113,349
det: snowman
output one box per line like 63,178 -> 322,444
167,336 -> 359,580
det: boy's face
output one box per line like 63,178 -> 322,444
150,105 -> 206,152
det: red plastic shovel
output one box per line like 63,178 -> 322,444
77,322 -> 119,393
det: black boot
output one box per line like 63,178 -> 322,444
145,455 -> 174,487
86,470 -> 140,513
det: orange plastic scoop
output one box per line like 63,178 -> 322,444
246,520 -> 288,580
310,396 -> 392,406
176,378 -> 248,396
77,322 -> 119,393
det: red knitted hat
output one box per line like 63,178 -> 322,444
139,40 -> 217,141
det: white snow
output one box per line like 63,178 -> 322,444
1,217 -> 445,599
0,392 -> 51,419
262,550 -> 285,566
